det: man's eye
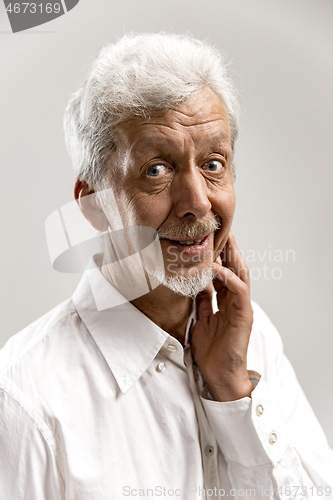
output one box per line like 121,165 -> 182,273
145,165 -> 166,177
202,160 -> 223,172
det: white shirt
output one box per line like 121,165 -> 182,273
0,262 -> 332,500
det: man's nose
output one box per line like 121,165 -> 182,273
171,167 -> 212,219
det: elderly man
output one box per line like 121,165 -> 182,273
0,33 -> 332,500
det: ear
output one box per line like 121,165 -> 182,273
74,180 -> 109,232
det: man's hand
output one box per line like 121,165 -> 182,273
191,233 -> 254,402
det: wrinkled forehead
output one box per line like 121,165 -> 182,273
114,89 -> 232,157
124,129 -> 232,162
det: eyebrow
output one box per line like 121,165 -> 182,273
206,134 -> 231,148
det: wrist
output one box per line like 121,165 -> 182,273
206,376 -> 254,402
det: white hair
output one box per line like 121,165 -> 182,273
64,33 -> 240,189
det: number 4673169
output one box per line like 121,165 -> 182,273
6,3 -> 61,14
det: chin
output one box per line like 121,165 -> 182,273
161,266 -> 214,299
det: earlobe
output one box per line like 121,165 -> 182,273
74,180 -> 109,232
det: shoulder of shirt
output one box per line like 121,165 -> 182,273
250,300 -> 283,349
0,297 -> 78,376
247,300 -> 284,377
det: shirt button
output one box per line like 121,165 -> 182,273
167,344 -> 177,352
205,445 -> 214,457
256,404 -> 264,416
269,432 -> 277,445
156,362 -> 166,372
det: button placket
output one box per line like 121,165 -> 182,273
162,340 -> 187,370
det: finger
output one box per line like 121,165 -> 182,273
196,283 -> 214,320
216,255 -> 222,266
221,233 -> 250,288
212,262 -> 250,311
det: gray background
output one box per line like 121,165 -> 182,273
0,0 -> 332,446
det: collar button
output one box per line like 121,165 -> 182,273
156,362 -> 166,372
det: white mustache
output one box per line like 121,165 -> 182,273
158,215 -> 221,240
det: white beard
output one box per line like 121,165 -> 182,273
154,267 -> 214,299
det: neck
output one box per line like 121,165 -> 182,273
131,285 -> 193,345
100,251 -> 193,344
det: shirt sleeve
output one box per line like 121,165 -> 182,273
200,303 -> 333,500
0,386 -> 65,500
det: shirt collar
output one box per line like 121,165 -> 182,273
72,257 -> 195,394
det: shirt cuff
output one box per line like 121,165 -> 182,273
200,372 -> 290,467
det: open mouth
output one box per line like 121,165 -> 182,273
174,237 -> 206,246
161,234 -> 211,253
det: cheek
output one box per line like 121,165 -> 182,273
212,188 -> 236,223
129,192 -> 173,229
211,189 -> 236,258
